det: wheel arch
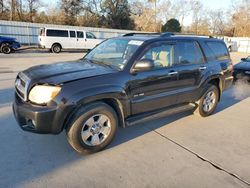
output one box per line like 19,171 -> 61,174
63,97 -> 127,132
51,42 -> 62,49
206,77 -> 222,101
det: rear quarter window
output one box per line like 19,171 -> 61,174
206,41 -> 229,60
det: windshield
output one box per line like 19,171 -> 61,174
84,38 -> 143,70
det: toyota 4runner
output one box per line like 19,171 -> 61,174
13,32 -> 234,154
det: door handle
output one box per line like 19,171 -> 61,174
199,66 -> 207,71
168,71 -> 178,76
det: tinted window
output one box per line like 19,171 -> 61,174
77,31 -> 84,38
86,32 -> 96,39
70,31 -> 76,38
176,41 -> 204,64
206,41 -> 229,60
140,44 -> 174,69
46,29 -> 68,37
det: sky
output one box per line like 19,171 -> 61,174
200,0 -> 232,10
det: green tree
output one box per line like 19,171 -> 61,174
162,18 -> 181,32
101,0 -> 135,29
60,0 -> 83,25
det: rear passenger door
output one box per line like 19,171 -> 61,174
174,41 -> 207,103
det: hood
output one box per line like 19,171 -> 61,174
234,61 -> 250,70
22,60 -> 117,85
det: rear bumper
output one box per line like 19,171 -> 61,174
223,76 -> 234,90
38,44 -> 46,49
13,94 -> 74,134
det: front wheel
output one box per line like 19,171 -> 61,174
66,102 -> 118,154
194,84 -> 219,117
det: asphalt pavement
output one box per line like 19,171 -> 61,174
0,51 -> 249,188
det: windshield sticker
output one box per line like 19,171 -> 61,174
128,40 -> 144,46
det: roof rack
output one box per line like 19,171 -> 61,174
123,32 -> 213,38
123,32 -> 174,37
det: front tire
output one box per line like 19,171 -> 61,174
66,102 -> 118,154
194,84 -> 219,117
1,43 -> 11,54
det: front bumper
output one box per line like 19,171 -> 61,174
11,42 -> 21,50
13,94 -> 72,134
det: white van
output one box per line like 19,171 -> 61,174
38,28 -> 103,53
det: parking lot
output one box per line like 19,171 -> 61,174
0,50 -> 250,188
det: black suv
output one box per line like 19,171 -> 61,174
13,33 -> 233,154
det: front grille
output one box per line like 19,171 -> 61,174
15,72 -> 30,101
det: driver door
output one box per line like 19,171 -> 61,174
128,42 -> 180,115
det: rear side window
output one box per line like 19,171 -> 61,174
176,41 -> 204,64
70,31 -> 76,38
46,29 -> 68,37
77,31 -> 84,38
206,41 -> 229,60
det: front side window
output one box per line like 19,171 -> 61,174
140,43 -> 174,69
86,32 -> 96,39
176,41 -> 204,64
46,29 -> 68,37
77,31 -> 84,38
85,39 -> 143,70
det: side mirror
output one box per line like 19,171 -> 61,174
132,59 -> 154,73
241,58 -> 246,61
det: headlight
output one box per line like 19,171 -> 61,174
29,85 -> 61,104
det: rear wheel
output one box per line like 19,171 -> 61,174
66,102 -> 118,154
51,44 -> 61,53
194,84 -> 219,117
1,43 -> 11,54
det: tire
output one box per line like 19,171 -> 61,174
194,84 -> 219,117
1,43 -> 11,54
51,43 -> 61,53
66,102 -> 118,154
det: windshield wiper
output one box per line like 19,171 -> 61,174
91,59 -> 120,70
